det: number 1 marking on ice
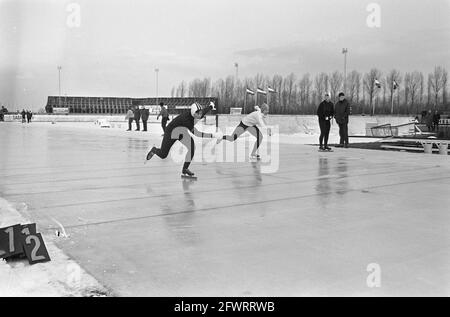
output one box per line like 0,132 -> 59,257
5,227 -> 15,253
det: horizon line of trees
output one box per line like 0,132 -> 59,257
171,66 -> 449,115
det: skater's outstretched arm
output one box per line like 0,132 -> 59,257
193,128 -> 217,139
256,112 -> 267,128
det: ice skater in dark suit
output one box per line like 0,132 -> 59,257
317,92 -> 334,151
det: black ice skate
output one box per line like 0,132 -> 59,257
181,168 -> 197,180
325,146 -> 333,152
145,146 -> 156,164
250,154 -> 261,160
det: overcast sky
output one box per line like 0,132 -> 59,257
1,0 -> 449,110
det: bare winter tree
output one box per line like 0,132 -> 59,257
403,72 -> 411,113
176,81 -> 187,97
381,77 -> 387,113
347,70 -> 361,105
418,72 -> 424,110
329,71 -> 344,103
428,66 -> 446,109
271,75 -> 283,109
442,68 -> 448,106
363,68 -> 382,115
299,73 -> 312,109
314,72 -> 329,105
406,71 -> 422,114
285,73 -> 296,107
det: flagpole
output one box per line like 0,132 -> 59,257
244,90 -> 247,115
391,86 -> 394,114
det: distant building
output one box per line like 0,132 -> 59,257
46,96 -> 219,115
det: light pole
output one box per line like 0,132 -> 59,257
342,48 -> 348,95
234,62 -> 239,81
155,68 -> 159,105
57,65 -> 62,109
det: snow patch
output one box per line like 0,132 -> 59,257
0,198 -> 111,297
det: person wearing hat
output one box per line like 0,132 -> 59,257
146,101 -> 219,178
334,92 -> 350,148
217,103 -> 269,160
317,92 -> 334,151
140,105 -> 150,132
157,102 -> 170,134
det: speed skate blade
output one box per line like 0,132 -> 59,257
181,175 -> 197,180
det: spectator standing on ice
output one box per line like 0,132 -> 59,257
21,109 -> 26,123
433,110 -> 440,132
141,106 -> 149,132
0,106 -> 6,121
134,105 -> 141,131
157,102 -> 170,135
334,92 -> 350,148
317,92 -> 334,151
425,110 -> 433,132
26,110 -> 33,123
125,107 -> 134,131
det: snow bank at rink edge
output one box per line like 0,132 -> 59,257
2,114 -> 415,145
0,197 -> 111,297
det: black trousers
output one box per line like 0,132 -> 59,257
154,128 -> 195,170
128,118 -> 134,130
161,117 -> 168,132
135,118 -> 140,131
142,120 -> 148,131
319,119 -> 331,147
338,122 -> 349,145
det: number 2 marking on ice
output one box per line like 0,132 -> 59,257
25,235 -> 46,262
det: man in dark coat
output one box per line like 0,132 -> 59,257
141,106 -> 150,132
317,92 -> 334,151
425,110 -> 433,132
26,110 -> 32,123
433,110 -> 440,132
133,106 -> 141,131
21,109 -> 26,123
334,92 -> 350,148
157,102 -> 170,134
0,106 -> 5,121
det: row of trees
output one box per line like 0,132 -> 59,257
171,66 -> 449,115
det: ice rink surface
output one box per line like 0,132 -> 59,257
1,122 -> 449,296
